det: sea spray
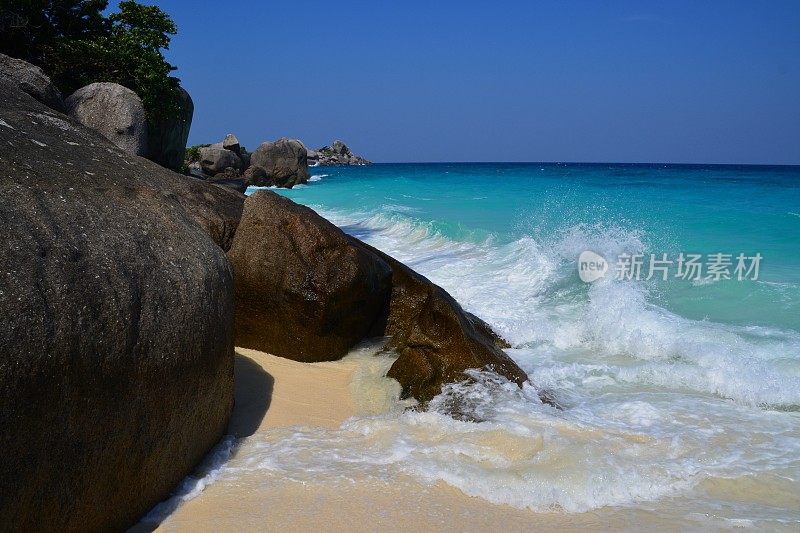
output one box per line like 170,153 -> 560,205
221,164 -> 800,524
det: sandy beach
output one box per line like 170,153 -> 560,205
149,349 -> 574,532
142,348 -> 760,533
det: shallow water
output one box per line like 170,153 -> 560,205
205,164 -> 800,527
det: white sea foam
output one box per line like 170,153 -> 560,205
192,367 -> 799,514
158,200 -> 800,521
141,436 -> 237,525
315,205 -> 800,408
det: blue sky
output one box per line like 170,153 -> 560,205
149,0 -> 800,164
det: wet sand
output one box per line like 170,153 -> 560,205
152,349 -> 572,532
145,348 -> 797,532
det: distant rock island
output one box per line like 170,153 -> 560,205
183,135 -> 371,191
307,140 -> 371,166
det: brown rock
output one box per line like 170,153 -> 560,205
243,165 -> 271,187
199,145 -> 242,176
351,238 -> 528,404
227,191 -> 392,362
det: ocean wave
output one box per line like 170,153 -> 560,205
314,205 -> 800,408
174,200 -> 800,516
195,367 -> 799,514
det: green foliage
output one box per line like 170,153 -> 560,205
0,1 -> 181,124
0,1 -> 109,65
184,144 -> 209,163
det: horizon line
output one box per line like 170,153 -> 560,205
346,161 -> 800,168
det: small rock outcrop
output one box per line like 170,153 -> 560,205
309,139 -> 370,166
227,191 -> 392,362
0,53 -> 65,112
222,133 -> 241,154
146,84 -> 194,171
0,80 -> 237,531
352,239 -> 528,403
243,165 -> 268,186
199,145 -> 243,176
65,82 -> 148,156
249,137 -> 310,188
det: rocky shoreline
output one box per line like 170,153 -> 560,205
307,140 -> 371,166
185,135 -> 370,192
0,56 -> 538,530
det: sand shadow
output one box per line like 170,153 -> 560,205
227,351 -> 274,439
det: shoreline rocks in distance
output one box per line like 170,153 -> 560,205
249,137 -> 310,188
185,135 -> 310,191
307,139 -> 370,166
183,135 -> 370,191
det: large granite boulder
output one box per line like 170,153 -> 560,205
0,80 -> 237,531
0,53 -> 64,112
146,84 -> 194,171
65,82 -> 148,156
353,239 -> 528,403
225,188 -> 528,403
227,191 -> 392,362
199,145 -> 242,176
249,137 -> 310,188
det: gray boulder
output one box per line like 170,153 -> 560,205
65,82 -> 148,156
0,53 -> 64,112
222,133 -> 241,154
146,85 -> 194,171
250,137 -> 310,188
199,145 -> 242,176
0,79 -> 237,531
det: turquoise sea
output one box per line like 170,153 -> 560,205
192,163 -> 800,527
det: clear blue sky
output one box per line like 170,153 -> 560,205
149,0 -> 800,164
